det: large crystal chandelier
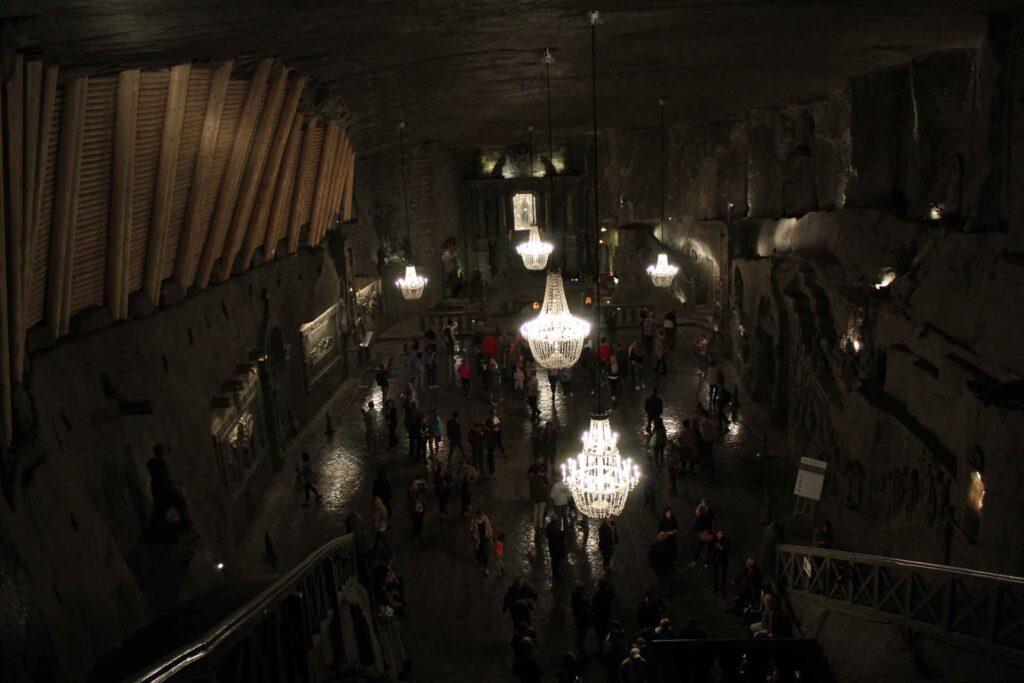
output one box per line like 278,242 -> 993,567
647,97 -> 678,288
394,122 -> 427,300
562,414 -> 640,517
517,226 -> 554,270
396,264 -> 427,300
520,271 -> 590,368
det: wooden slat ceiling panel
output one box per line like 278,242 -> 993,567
27,88 -> 61,326
241,78 -> 286,254
70,76 -> 116,315
272,121 -> 303,258
162,67 -> 211,280
128,69 -> 168,294
297,124 -> 322,230
189,79 -> 245,281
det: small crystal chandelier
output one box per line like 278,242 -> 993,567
520,271 -> 590,369
562,414 -> 640,518
517,226 -> 554,270
396,264 -> 427,300
647,97 -> 678,288
394,122 -> 427,300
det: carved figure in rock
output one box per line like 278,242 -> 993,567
146,444 -> 192,537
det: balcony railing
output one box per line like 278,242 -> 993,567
775,544 -> 1024,662
648,638 -> 827,682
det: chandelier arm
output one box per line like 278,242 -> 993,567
589,11 -> 603,413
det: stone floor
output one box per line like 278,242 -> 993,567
233,325 -> 803,682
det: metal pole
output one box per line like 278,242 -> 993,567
590,11 -> 602,413
399,122 -> 411,255
543,49 -> 561,270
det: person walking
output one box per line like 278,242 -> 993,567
513,363 -> 526,394
663,311 -> 677,351
426,409 -> 443,461
598,516 -> 619,570
653,330 -> 668,375
486,357 -> 502,405
607,355 -> 621,398
373,496 -> 390,554
650,417 -> 668,468
528,458 -> 549,530
425,347 -> 438,388
408,479 -> 427,544
375,363 -> 391,400
691,500 -> 716,566
526,370 -> 541,421
468,421 -> 486,473
470,508 -> 494,575
458,357 -> 473,398
628,339 -> 645,390
434,462 -> 452,519
405,402 -> 421,464
644,389 -> 663,433
299,452 -> 322,505
559,366 -> 574,396
484,420 -> 498,477
446,410 -> 466,465
697,408 -> 717,475
412,351 -> 426,392
384,398 -> 399,449
541,421 -> 559,475
494,531 -> 507,576
457,461 -> 477,516
550,478 -> 571,530
362,401 -> 379,456
658,508 -> 679,567
545,515 -> 567,581
591,579 -> 615,645
502,577 -> 538,628
641,308 -> 657,354
547,367 -> 559,399
712,529 -> 731,595
571,585 -> 592,655
372,469 -> 393,517
486,407 -> 506,455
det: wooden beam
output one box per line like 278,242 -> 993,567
47,77 -> 86,337
144,63 -> 190,305
316,133 -> 346,245
219,64 -> 288,279
242,75 -> 305,270
176,60 -> 232,287
5,56 -> 24,381
21,61 -> 42,287
326,134 -> 352,239
0,80 -> 12,445
196,57 -> 272,288
287,117 -> 318,254
107,69 -> 140,319
263,113 -> 303,262
308,120 -> 339,246
23,65 -> 57,331
342,145 -> 356,220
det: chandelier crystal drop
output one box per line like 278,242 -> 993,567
520,271 -> 590,369
561,414 -> 640,518
517,226 -> 555,270
396,264 -> 427,300
647,252 -> 679,288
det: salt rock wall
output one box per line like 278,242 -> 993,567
0,247 -> 344,681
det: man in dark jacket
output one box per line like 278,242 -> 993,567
528,458 -> 549,530
545,515 -> 567,580
598,516 -> 619,570
643,389 -> 663,433
446,411 -> 465,465
712,529 -> 731,595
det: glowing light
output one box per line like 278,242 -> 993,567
216,563 -> 225,571
516,226 -> 554,270
968,471 -> 985,512
929,204 -> 943,220
647,252 -> 679,288
852,339 -> 862,353
521,271 -> 591,369
532,301 -> 541,310
562,414 -> 640,518
600,227 -> 608,233
874,270 -> 896,290
396,265 -> 427,300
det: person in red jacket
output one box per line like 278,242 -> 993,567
458,357 -> 473,397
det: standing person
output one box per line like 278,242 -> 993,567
550,478 -> 572,530
663,311 -> 677,351
470,508 -> 494,575
607,355 -> 621,398
697,408 -> 717,475
678,419 -> 700,474
591,579 -> 615,646
628,339 -> 645,390
644,389 -> 664,434
375,363 -> 391,400
483,419 -> 498,477
486,358 -> 501,405
653,330 -> 667,375
547,368 -> 559,398
384,398 -> 399,449
598,516 -> 619,570
502,577 -> 539,628
372,470 -> 393,517
425,346 -> 439,389
598,336 -> 613,371
637,589 -> 665,633
362,401 -> 379,456
709,364 -> 725,408
691,500 -> 716,567
434,463 -> 452,519
458,357 -> 473,398
542,421 -> 559,475
373,496 -> 390,554
426,409 -> 443,461
667,430 -> 684,495
405,401 -> 421,464
559,365 -> 574,396
494,531 -> 507,576
446,411 -> 466,465
545,515 -> 567,580
299,452 -> 322,505
526,371 -> 540,421
642,308 -> 657,354
571,586 -> 592,655
468,421 -> 486,472
650,418 -> 668,468
412,351 -> 426,392
712,529 -> 731,595
528,458 -> 549,530
457,461 -> 477,516
408,480 -> 427,544
513,363 -> 526,394
486,407 -> 506,455
658,508 -> 679,567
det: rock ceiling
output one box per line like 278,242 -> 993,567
1,0 -> 1016,152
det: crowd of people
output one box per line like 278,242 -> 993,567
297,306 -> 797,681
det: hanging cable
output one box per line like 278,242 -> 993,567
399,122 -> 411,253
660,98 -> 666,243
544,48 -> 561,270
589,10 -> 603,413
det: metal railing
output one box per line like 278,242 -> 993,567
648,638 -> 827,682
775,544 -> 1024,662
419,309 -> 483,335
131,534 -> 360,683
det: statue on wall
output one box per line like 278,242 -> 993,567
146,444 -> 192,540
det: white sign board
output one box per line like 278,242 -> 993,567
794,457 -> 828,501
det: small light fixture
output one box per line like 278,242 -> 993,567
600,226 -> 608,233
874,269 -> 896,290
532,300 -> 541,310
968,471 -> 985,512
928,203 -> 943,221
216,562 -> 225,571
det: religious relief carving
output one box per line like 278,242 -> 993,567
301,303 -> 342,390
211,365 -> 268,494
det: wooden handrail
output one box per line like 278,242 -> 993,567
131,533 -> 357,683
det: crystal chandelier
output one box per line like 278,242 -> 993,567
520,271 -> 590,368
647,97 -> 678,288
394,122 -> 427,300
517,226 -> 554,270
562,414 -> 640,518
395,264 -> 427,300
